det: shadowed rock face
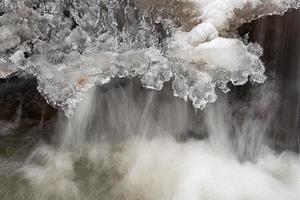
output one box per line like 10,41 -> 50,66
0,77 -> 56,125
239,9 -> 300,151
0,77 -> 57,158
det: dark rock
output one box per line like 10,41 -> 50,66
0,76 -> 57,127
238,9 -> 300,152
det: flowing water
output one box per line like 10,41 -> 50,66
0,1 -> 300,200
0,77 -> 300,200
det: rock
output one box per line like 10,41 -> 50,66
0,76 -> 57,128
238,9 -> 300,152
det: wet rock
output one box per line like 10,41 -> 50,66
238,9 -> 300,152
0,76 -> 57,127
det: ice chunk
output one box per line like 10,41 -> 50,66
186,22 -> 218,46
0,0 -> 298,115
0,60 -> 17,78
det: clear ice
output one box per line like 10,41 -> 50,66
0,0 -> 299,115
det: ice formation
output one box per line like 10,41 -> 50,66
0,0 -> 299,115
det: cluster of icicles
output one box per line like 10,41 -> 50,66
0,0 -> 299,115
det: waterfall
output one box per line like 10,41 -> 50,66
0,1 -> 300,200
8,78 -> 298,200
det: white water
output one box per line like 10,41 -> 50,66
20,136 -> 300,200
0,79 -> 295,200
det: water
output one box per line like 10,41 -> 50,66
0,78 -> 299,200
0,1 -> 300,200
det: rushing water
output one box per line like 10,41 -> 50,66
0,1 -> 300,200
0,77 -> 299,200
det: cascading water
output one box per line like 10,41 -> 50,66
0,0 -> 300,200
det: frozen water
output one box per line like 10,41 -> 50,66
0,0 -> 299,115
